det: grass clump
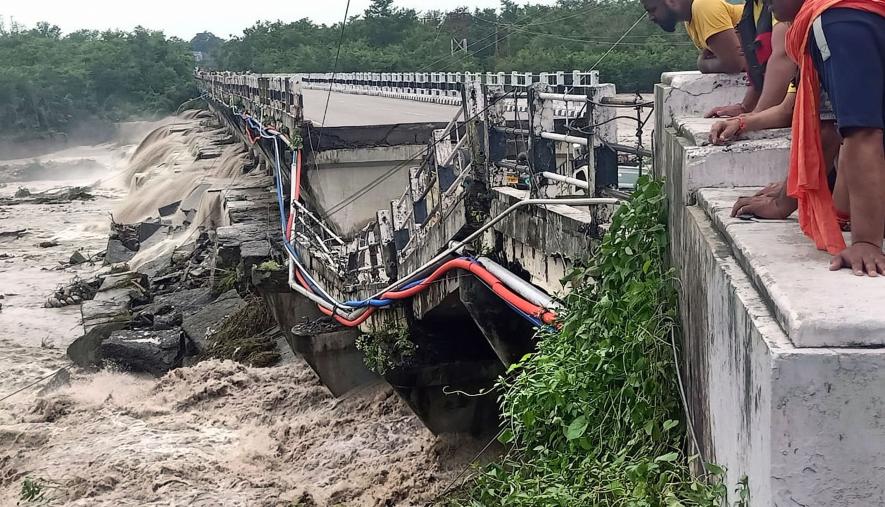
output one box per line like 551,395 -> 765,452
450,177 -> 727,506
197,297 -> 280,367
355,325 -> 416,375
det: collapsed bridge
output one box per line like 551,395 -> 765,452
195,69 -> 649,434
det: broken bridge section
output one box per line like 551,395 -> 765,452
196,70 -> 633,436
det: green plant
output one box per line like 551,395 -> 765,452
355,325 -> 416,375
18,477 -> 49,505
449,177 -> 726,506
256,260 -> 283,272
216,268 -> 238,293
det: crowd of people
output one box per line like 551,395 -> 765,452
641,0 -> 884,276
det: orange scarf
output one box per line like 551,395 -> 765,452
785,0 -> 885,254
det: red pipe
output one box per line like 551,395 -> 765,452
382,258 -> 557,325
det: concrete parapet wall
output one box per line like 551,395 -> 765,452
661,72 -> 885,505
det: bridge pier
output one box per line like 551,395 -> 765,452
386,291 -> 504,436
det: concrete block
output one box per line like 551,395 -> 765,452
698,188 -> 885,348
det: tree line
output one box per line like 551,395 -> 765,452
1,1 -> 700,139
0,19 -> 195,142
212,0 -> 698,93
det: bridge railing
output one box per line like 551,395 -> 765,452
295,70 -> 604,108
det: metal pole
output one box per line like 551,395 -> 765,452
541,171 -> 589,190
540,132 -> 589,146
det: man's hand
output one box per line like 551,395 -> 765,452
709,118 -> 742,145
755,181 -> 785,198
731,192 -> 797,219
830,242 -> 885,277
705,103 -> 744,118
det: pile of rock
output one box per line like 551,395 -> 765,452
44,277 -> 101,308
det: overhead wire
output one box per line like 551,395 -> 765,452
315,0 -> 353,154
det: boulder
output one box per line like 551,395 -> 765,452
182,290 -> 246,352
105,239 -> 136,265
67,321 -> 128,366
99,328 -> 185,376
69,251 -> 88,265
38,240 -> 59,248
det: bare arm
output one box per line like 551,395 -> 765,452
752,23 -> 796,112
709,92 -> 795,144
831,128 -> 885,275
697,29 -> 746,74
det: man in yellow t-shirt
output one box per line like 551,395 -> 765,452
641,0 -> 747,73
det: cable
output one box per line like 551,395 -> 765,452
315,0 -> 353,154
590,14 -> 647,71
0,365 -> 69,403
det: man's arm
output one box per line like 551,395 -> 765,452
752,23 -> 796,112
697,29 -> 746,73
830,128 -> 885,276
709,91 -> 795,144
705,83 -> 760,118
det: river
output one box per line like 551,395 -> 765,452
0,116 -> 478,506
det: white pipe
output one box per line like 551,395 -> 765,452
541,171 -> 589,190
540,132 -> 589,146
537,92 -> 589,103
364,197 -> 619,301
477,257 -> 560,309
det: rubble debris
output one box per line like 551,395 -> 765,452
0,228 -> 27,240
158,200 -> 181,217
106,239 -> 136,264
45,276 -> 101,308
69,250 -> 88,265
99,328 -> 186,376
3,186 -> 94,205
194,297 -> 280,367
182,290 -> 247,352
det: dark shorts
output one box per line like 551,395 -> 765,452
810,8 -> 885,136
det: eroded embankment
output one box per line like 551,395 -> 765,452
1,111 -> 477,507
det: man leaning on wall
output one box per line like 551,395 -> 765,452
719,0 -> 885,275
641,0 -> 747,73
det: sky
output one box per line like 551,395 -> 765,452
1,0 -> 557,40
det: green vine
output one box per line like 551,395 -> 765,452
355,325 -> 416,375
449,177 -> 727,506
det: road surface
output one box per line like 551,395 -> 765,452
301,89 -> 459,126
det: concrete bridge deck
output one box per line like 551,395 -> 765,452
301,88 -> 458,126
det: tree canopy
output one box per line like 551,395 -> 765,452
213,0 -> 698,93
0,1 -> 700,139
0,19 -> 195,141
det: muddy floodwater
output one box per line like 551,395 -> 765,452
0,119 -> 480,506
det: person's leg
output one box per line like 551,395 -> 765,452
813,9 -> 885,275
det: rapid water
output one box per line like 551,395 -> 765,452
0,113 -> 475,506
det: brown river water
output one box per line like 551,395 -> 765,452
0,116 -> 479,506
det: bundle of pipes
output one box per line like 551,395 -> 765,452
238,111 -> 618,330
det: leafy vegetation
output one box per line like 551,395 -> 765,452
355,325 -> 416,375
0,19 -> 195,141
213,0 -> 698,93
449,177 -> 727,506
